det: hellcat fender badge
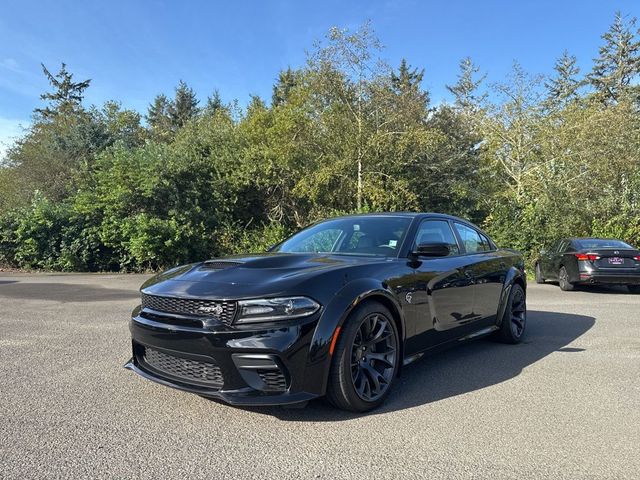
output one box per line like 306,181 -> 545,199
405,292 -> 413,304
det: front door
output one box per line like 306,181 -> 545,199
405,219 -> 478,355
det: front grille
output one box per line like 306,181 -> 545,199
142,347 -> 224,388
141,293 -> 237,325
258,370 -> 288,392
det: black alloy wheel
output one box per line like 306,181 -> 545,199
558,266 -> 575,291
326,302 -> 399,412
349,313 -> 397,402
495,283 -> 526,344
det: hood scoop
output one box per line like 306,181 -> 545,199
201,260 -> 243,270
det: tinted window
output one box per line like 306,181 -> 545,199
478,232 -> 493,251
575,239 -> 634,249
276,216 -> 412,257
454,223 -> 488,254
414,220 -> 459,255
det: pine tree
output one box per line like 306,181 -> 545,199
391,59 -> 426,99
272,68 -> 299,106
35,63 -> 91,119
204,90 -> 224,114
446,57 -> 486,112
589,12 -> 640,103
545,51 -> 582,104
146,94 -> 173,139
169,80 -> 199,128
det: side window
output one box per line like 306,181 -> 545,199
414,220 -> 459,255
478,232 -> 493,252
453,223 -> 485,254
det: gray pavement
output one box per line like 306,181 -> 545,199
0,273 -> 639,479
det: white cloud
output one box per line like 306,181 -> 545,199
0,118 -> 28,161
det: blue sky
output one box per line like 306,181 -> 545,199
1,0 -> 639,154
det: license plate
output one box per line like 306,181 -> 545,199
608,257 -> 624,265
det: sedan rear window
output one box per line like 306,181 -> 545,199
575,239 -> 634,249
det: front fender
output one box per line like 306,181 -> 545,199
496,266 -> 527,327
301,278 -> 405,395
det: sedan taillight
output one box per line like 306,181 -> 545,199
634,256 -> 640,261
575,253 -> 600,261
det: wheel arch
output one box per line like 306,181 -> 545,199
304,279 -> 406,395
496,266 -> 527,328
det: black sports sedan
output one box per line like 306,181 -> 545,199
535,237 -> 640,292
125,213 -> 527,412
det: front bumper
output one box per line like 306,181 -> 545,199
125,307 -> 325,406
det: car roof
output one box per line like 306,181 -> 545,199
331,212 -> 472,222
566,237 -> 625,242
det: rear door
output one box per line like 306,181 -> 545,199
543,239 -> 569,280
452,222 -> 506,325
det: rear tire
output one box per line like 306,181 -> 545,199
558,266 -> 575,291
495,284 -> 526,344
326,301 -> 400,412
628,285 -> 640,294
534,263 -> 545,284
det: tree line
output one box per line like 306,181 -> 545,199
1,14 -> 640,271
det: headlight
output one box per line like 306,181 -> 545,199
236,296 -> 321,324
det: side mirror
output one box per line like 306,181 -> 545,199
412,242 -> 450,258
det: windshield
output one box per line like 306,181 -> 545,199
274,216 -> 413,257
575,239 -> 634,249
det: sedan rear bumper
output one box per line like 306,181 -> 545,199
577,272 -> 640,285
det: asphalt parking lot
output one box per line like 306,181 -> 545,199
1,274 -> 639,479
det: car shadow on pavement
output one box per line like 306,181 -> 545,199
248,309 -> 595,421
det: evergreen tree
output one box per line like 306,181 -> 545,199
589,12 -> 640,103
169,80 -> 199,128
146,94 -> 173,139
446,57 -> 486,112
204,90 -> 224,114
545,51 -> 581,105
35,63 -> 91,119
391,59 -> 424,94
272,68 -> 299,106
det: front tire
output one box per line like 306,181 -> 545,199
495,283 -> 527,344
558,266 -> 575,291
534,263 -> 545,284
326,301 -> 400,412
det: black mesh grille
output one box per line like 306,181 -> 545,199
142,347 -> 223,388
258,370 -> 288,392
141,293 -> 237,325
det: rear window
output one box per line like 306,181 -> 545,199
575,239 -> 634,249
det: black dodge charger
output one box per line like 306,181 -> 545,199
125,213 -> 527,412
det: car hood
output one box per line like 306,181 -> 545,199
140,253 -> 389,299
